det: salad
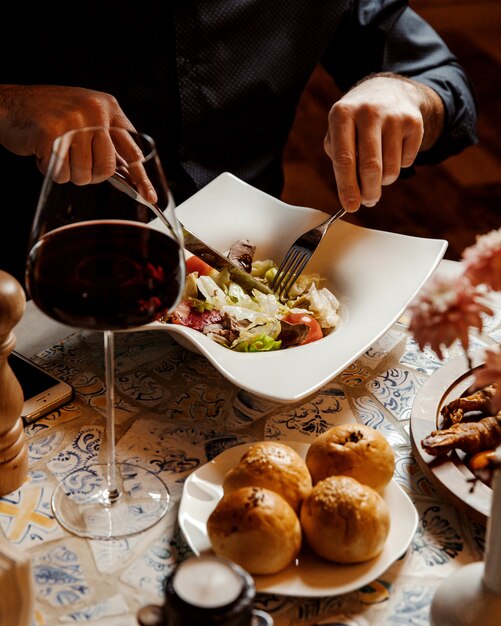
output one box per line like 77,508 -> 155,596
161,240 -> 340,352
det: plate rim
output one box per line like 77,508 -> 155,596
178,439 -> 419,597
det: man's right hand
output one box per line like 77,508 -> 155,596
0,84 -> 136,183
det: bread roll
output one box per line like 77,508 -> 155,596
207,486 -> 302,575
222,441 -> 312,512
305,423 -> 395,491
301,475 -> 390,563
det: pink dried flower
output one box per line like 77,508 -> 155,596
474,345 -> 501,413
408,274 -> 494,360
462,228 -> 501,291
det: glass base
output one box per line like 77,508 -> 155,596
51,462 -> 170,540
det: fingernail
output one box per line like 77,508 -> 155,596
362,201 -> 377,208
344,200 -> 359,212
382,174 -> 397,185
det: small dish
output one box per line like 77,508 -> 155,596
178,441 -> 419,597
143,172 -> 447,404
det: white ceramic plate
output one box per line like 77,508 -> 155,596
144,172 -> 447,404
178,441 -> 419,597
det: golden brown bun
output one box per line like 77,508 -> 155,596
207,486 -> 302,575
222,441 -> 312,512
300,475 -> 390,563
305,424 -> 395,491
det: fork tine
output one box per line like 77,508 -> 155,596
271,247 -> 302,290
279,251 -> 310,297
283,253 -> 310,295
272,248 -> 310,298
271,207 -> 347,298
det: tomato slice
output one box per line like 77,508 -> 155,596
281,312 -> 323,344
185,255 -> 214,276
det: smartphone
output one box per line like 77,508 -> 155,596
8,351 -> 74,424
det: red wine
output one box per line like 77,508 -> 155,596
27,220 -> 184,330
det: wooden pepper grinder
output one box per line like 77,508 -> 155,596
0,270 -> 28,496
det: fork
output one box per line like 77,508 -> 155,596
270,207 -> 346,298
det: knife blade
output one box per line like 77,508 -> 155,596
181,227 -> 273,294
109,173 -> 273,295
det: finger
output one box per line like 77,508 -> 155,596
401,124 -> 423,168
37,150 -> 71,183
325,106 -> 360,212
381,124 -> 403,186
90,128 -> 117,183
113,129 -> 158,204
46,131 -> 74,184
67,128 -> 94,185
110,106 -> 137,135
113,128 -> 144,167
356,119 -> 382,207
129,160 -> 158,205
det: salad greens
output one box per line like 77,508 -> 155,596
163,254 -> 340,351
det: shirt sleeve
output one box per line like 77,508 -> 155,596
321,0 -> 478,164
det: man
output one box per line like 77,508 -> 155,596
0,1 -> 477,284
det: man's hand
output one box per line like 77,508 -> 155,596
324,74 -> 445,212
0,84 -> 136,184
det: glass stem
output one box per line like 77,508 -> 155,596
104,330 -> 120,504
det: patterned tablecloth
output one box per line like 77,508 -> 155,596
2,261 -> 501,626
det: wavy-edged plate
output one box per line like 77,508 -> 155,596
178,441 -> 418,597
141,172 -> 447,404
410,350 -> 491,523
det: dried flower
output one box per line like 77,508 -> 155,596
408,227 -> 500,413
408,274 -> 493,360
474,346 -> 501,413
462,228 -> 501,291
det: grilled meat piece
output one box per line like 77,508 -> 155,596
440,384 -> 497,427
227,239 -> 256,273
422,414 -> 501,457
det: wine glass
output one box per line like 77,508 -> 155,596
25,127 -> 185,539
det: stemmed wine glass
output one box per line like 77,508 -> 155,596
25,127 -> 185,539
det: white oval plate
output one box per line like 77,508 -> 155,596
178,441 -> 418,597
141,172 -> 447,404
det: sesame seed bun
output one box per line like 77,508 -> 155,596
222,441 -> 312,512
305,424 -> 395,491
207,486 -> 302,575
300,475 -> 390,563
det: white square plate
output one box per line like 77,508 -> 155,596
145,172 -> 447,403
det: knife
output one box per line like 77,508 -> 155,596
180,227 -> 273,294
109,174 -> 273,295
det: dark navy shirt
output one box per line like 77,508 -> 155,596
0,0 -> 478,282
170,0 -> 477,197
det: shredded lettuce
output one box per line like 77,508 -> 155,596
165,255 -> 340,350
233,333 -> 282,352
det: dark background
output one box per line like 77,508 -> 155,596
281,0 -> 501,261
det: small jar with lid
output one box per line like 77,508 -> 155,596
137,554 -> 273,626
